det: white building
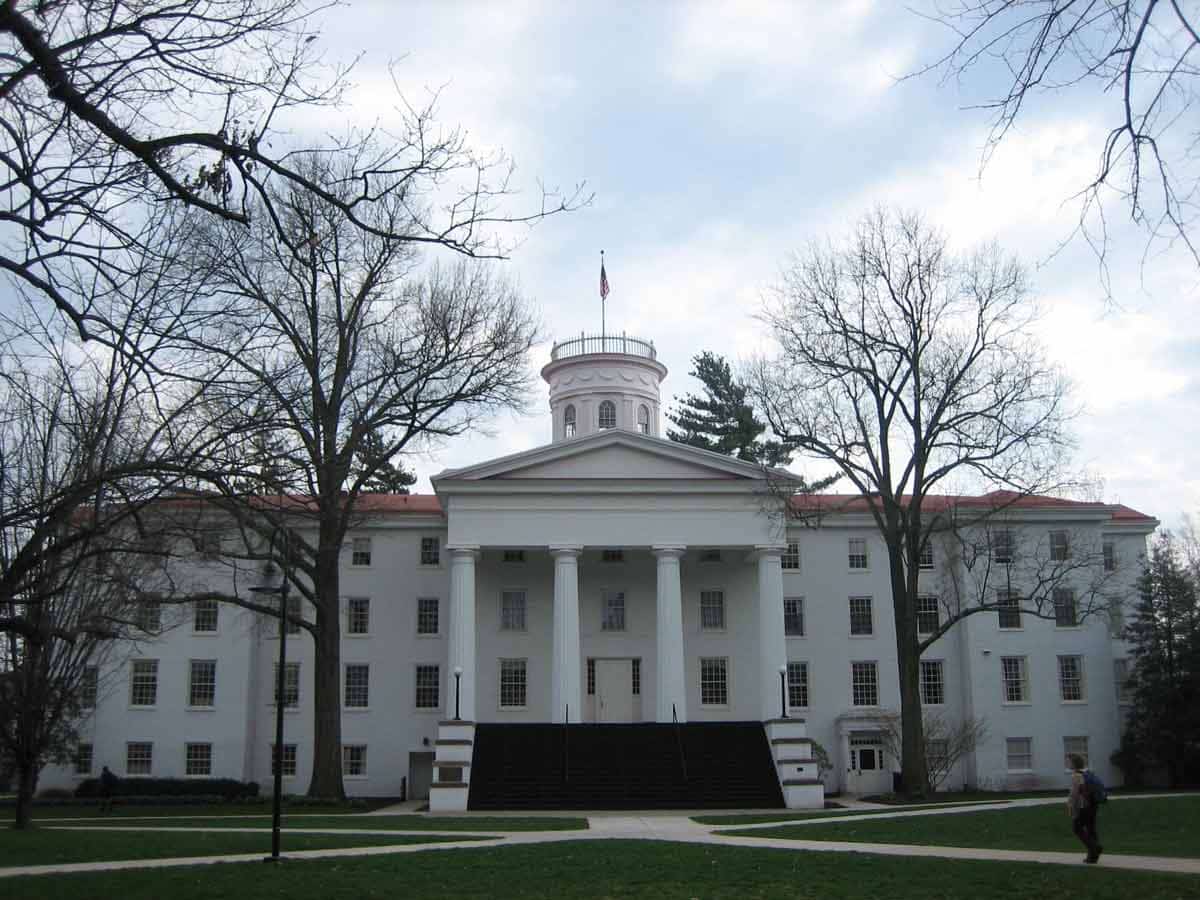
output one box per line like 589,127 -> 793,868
43,334 -> 1156,808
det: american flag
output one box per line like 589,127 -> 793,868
600,258 -> 610,300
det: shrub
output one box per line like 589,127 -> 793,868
37,787 -> 74,800
74,777 -> 259,800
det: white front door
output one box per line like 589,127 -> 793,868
595,659 -> 635,723
846,736 -> 891,795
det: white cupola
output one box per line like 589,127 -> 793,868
540,333 -> 668,443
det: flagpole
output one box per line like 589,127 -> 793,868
600,250 -> 606,340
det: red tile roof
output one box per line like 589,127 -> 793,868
789,490 -> 1154,522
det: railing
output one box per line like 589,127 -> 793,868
672,703 -> 689,782
563,705 -> 569,783
550,332 -> 657,361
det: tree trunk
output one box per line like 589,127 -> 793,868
889,542 -> 927,797
306,533 -> 346,800
13,762 -> 37,830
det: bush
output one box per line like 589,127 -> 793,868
37,787 -> 74,800
74,777 -> 259,800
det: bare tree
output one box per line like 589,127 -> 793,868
748,208 -> 1075,795
164,156 -> 539,799
0,0 -> 580,347
880,710 -> 989,792
917,1 -> 1200,271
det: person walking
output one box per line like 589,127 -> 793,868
1067,754 -> 1102,863
99,765 -> 119,815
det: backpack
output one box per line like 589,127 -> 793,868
1083,769 -> 1107,805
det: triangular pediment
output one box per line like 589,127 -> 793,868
433,431 -> 777,483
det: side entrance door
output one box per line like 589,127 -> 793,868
595,659 -> 635,723
408,751 -> 434,801
846,734 -> 891,795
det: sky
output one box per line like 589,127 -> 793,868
296,0 -> 1200,529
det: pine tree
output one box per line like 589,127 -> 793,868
666,352 -> 791,466
352,427 -> 417,494
1118,532 -> 1200,786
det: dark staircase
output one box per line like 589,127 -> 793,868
467,722 -> 784,810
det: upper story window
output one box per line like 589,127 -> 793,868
193,598 -> 219,633
130,659 -> 158,707
503,549 -> 525,563
1050,530 -> 1070,561
918,542 -> 934,570
564,404 -> 576,439
848,538 -> 868,570
80,666 -> 98,710
916,595 -> 940,635
700,590 -> 726,630
1053,588 -> 1078,627
347,597 -> 370,635
598,400 -> 617,430
351,537 -> 372,567
637,404 -> 650,434
992,529 -> 1014,564
997,589 -> 1022,629
849,596 -> 873,635
1103,541 -> 1116,572
136,599 -> 161,634
417,597 -> 440,635
420,536 -> 440,566
500,590 -> 527,631
602,590 -> 626,631
601,548 -> 624,563
1001,656 -> 1029,703
782,542 -> 800,570
784,597 -> 805,637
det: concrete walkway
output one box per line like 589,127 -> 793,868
3,793 -> 1197,880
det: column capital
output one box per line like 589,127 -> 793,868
446,544 -> 480,561
651,544 -> 687,560
548,544 -> 583,559
752,544 -> 787,561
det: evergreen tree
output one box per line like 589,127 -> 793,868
352,428 -> 417,494
1118,532 -> 1200,786
666,352 -> 791,466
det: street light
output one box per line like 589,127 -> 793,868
778,664 -> 788,719
453,666 -> 463,721
249,528 -> 291,863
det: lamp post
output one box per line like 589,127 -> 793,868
249,528 -> 290,863
453,666 -> 463,721
778,664 -> 788,719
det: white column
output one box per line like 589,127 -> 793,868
756,545 -> 788,721
653,545 -> 688,723
447,545 -> 479,722
549,546 -> 583,724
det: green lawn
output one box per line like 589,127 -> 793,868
13,801 -> 393,821
52,814 -> 587,832
5,840 -> 1199,900
727,796 -> 1200,858
692,809 -> 883,825
0,829 -> 485,867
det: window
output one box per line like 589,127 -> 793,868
500,590 -> 526,631
848,538 -> 868,570
277,594 -> 301,636
1050,530 -> 1070,561
851,661 -> 879,706
347,597 -> 370,635
1053,588 -> 1078,627
787,661 -> 809,709
916,595 -> 940,635
415,664 -> 440,710
75,743 -> 93,775
351,537 -> 372,566
80,666 -> 98,710
417,597 -> 439,636
586,658 -> 595,695
637,404 -> 650,434
700,590 -> 725,630
602,590 -> 626,631
503,549 -> 525,563
1108,597 -> 1125,637
1058,655 -> 1085,702
342,744 -> 367,777
1006,737 -> 1033,771
126,742 -> 153,775
782,542 -> 800,570
136,599 -> 161,634
632,658 -> 641,695
1114,659 -> 1132,705
344,664 -> 370,709
601,548 -> 624,563
420,536 -> 440,566
195,531 -> 221,560
188,659 -> 216,708
997,589 -> 1022,629
130,659 -> 158,707
992,529 -> 1014,564
927,739 -> 949,774
699,548 -> 722,563
186,743 -> 212,776
499,659 -> 527,708
920,659 -> 945,705
849,596 -> 873,636
598,400 -> 616,430
191,598 -> 219,632
784,597 -> 805,637
274,662 -> 300,708
700,657 -> 729,706
564,404 -> 577,439
918,542 -> 934,570
271,744 -> 297,777
1001,656 -> 1029,703
1063,736 -> 1089,769
1103,541 -> 1116,572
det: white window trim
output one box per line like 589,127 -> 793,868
920,658 -> 946,706
784,596 -> 806,639
419,534 -> 443,568
1058,655 -> 1087,704
343,663 -> 370,713
129,658 -> 159,710
850,660 -> 880,707
184,742 -> 214,778
499,587 -> 529,633
498,658 -> 528,711
342,745 -> 369,780
345,596 -> 371,639
350,536 -> 372,568
1000,656 -> 1032,706
848,596 -> 874,638
699,588 -> 727,633
699,656 -> 731,708
1005,737 -> 1034,773
191,598 -> 220,636
787,660 -> 810,710
415,596 -> 441,638
600,587 -> 628,632
413,663 -> 443,714
848,538 -> 870,572
186,659 -> 217,711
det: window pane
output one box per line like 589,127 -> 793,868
598,401 -> 616,429
193,599 -> 219,632
916,595 -> 940,635
700,591 -> 725,630
130,659 -> 158,706
918,542 -> 934,569
344,664 -> 370,708
80,667 -> 98,710
1006,737 -> 1033,771
700,657 -> 728,706
501,591 -> 526,631
1050,531 -> 1069,561
787,661 -> 809,708
997,590 -> 1022,628
186,743 -> 212,776
126,742 -> 153,775
1001,656 -> 1028,702
602,591 -> 626,631
417,597 -> 439,635
784,597 -> 805,637
848,538 -> 868,569
920,659 -> 944,705
849,596 -> 873,635
1053,589 -> 1077,627
342,745 -> 367,776
188,660 -> 216,707
75,743 -> 93,775
347,597 -> 370,635
992,529 -> 1014,563
500,659 -> 527,708
352,537 -> 372,566
274,662 -> 300,708
1058,655 -> 1084,701
782,542 -> 800,570
415,665 -> 440,709
420,537 -> 439,565
852,661 -> 878,706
